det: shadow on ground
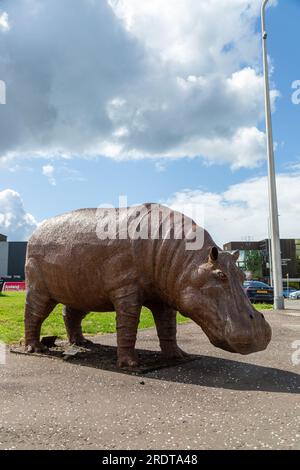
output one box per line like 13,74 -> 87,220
11,342 -> 300,394
153,354 -> 300,394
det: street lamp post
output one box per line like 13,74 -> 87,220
261,0 -> 284,310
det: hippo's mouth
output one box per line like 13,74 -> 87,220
211,339 -> 236,353
227,341 -> 262,355
211,333 -> 271,355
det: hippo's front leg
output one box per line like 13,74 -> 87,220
150,303 -> 189,359
112,291 -> 141,368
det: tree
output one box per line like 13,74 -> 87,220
244,250 -> 263,279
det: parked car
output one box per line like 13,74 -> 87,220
283,287 -> 298,298
243,280 -> 274,304
289,290 -> 300,300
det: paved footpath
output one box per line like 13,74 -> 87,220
0,302 -> 300,450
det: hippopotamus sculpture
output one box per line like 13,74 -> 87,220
24,204 -> 271,367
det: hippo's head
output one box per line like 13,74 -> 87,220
179,247 -> 272,354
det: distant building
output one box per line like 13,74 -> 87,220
0,235 -> 27,280
223,239 -> 300,287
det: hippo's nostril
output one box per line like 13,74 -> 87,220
250,314 -> 254,319
261,313 -> 265,319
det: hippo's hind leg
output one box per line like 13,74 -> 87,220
63,306 -> 92,346
25,291 -> 57,353
150,303 -> 189,359
111,289 -> 141,368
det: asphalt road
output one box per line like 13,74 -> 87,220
0,302 -> 300,450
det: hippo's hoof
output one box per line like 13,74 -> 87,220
70,337 -> 94,347
162,346 -> 189,360
117,356 -> 139,369
25,342 -> 49,354
178,348 -> 190,358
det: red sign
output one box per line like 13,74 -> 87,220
3,282 -> 26,292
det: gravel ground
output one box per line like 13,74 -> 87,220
0,301 -> 300,450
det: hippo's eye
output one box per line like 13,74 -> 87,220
214,270 -> 227,281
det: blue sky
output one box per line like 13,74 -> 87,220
0,0 -> 299,244
268,0 -> 300,170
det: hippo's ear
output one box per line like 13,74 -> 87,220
232,250 -> 240,262
192,266 -> 209,287
209,246 -> 218,263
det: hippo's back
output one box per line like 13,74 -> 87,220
26,208 -> 134,310
28,208 -> 99,251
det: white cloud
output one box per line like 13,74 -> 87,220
109,0 -> 263,69
104,67 -> 271,169
193,127 -> 267,170
155,161 -> 167,173
288,159 -> 300,171
166,172 -> 300,247
0,0 -> 279,169
42,164 -> 56,185
0,11 -> 10,32
0,190 -> 37,241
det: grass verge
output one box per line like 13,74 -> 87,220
0,292 -> 190,344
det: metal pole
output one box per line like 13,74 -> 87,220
261,0 -> 284,310
268,219 -> 273,287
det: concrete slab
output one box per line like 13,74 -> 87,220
281,300 -> 300,317
0,309 -> 300,450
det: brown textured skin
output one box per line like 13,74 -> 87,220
24,204 -> 272,367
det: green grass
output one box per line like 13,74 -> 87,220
254,303 -> 273,310
0,292 -> 273,344
0,292 -> 190,344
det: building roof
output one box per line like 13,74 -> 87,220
224,238 -> 299,250
0,234 -> 7,242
